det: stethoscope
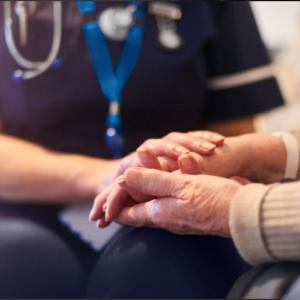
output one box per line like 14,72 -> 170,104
3,1 -> 183,157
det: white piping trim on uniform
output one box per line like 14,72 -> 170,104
207,64 -> 275,91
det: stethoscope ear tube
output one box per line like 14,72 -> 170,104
3,1 -> 63,81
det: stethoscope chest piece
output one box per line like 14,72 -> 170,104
98,6 -> 135,41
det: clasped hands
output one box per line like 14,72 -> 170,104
89,131 -> 286,237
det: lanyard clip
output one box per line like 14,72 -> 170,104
106,102 -> 124,158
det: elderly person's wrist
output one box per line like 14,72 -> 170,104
221,182 -> 243,238
237,133 -> 286,184
291,131 -> 300,180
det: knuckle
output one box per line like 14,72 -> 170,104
148,200 -> 170,229
178,175 -> 192,190
148,200 -> 162,225
143,138 -> 156,146
177,223 -> 191,234
165,132 -> 179,140
177,176 -> 200,200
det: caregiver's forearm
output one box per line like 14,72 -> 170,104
0,134 -> 118,203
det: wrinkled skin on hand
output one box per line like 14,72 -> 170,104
92,168 -> 242,237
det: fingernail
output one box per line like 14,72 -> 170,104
174,146 -> 189,155
211,134 -> 224,142
96,219 -> 105,228
200,142 -> 216,151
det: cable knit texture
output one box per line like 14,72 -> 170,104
230,184 -> 277,266
262,182 -> 300,261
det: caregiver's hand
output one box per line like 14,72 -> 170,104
109,168 -> 242,237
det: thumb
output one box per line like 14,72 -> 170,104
124,167 -> 183,198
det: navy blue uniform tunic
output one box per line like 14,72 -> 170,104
0,1 -> 283,158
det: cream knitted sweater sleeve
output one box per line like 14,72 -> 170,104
229,132 -> 300,266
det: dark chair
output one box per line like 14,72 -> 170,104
228,263 -> 300,299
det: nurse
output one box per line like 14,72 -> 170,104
0,1 -> 283,298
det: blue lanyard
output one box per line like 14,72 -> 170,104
77,1 -> 145,158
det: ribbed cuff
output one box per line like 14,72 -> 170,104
262,182 -> 300,261
292,131 -> 300,180
272,131 -> 299,181
229,183 -> 277,266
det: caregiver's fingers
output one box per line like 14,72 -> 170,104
137,147 -> 162,170
138,139 -> 190,160
124,167 -> 183,197
186,131 -> 225,146
137,147 -> 178,172
178,151 -> 223,175
89,183 -> 114,221
178,152 -> 234,177
164,131 -> 220,154
114,154 -> 141,178
158,156 -> 178,172
178,152 -> 206,175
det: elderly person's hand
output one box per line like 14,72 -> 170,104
93,167 -> 242,237
92,131 -> 224,225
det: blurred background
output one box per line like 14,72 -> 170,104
251,1 -> 300,132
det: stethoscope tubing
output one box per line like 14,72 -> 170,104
3,1 -> 63,80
